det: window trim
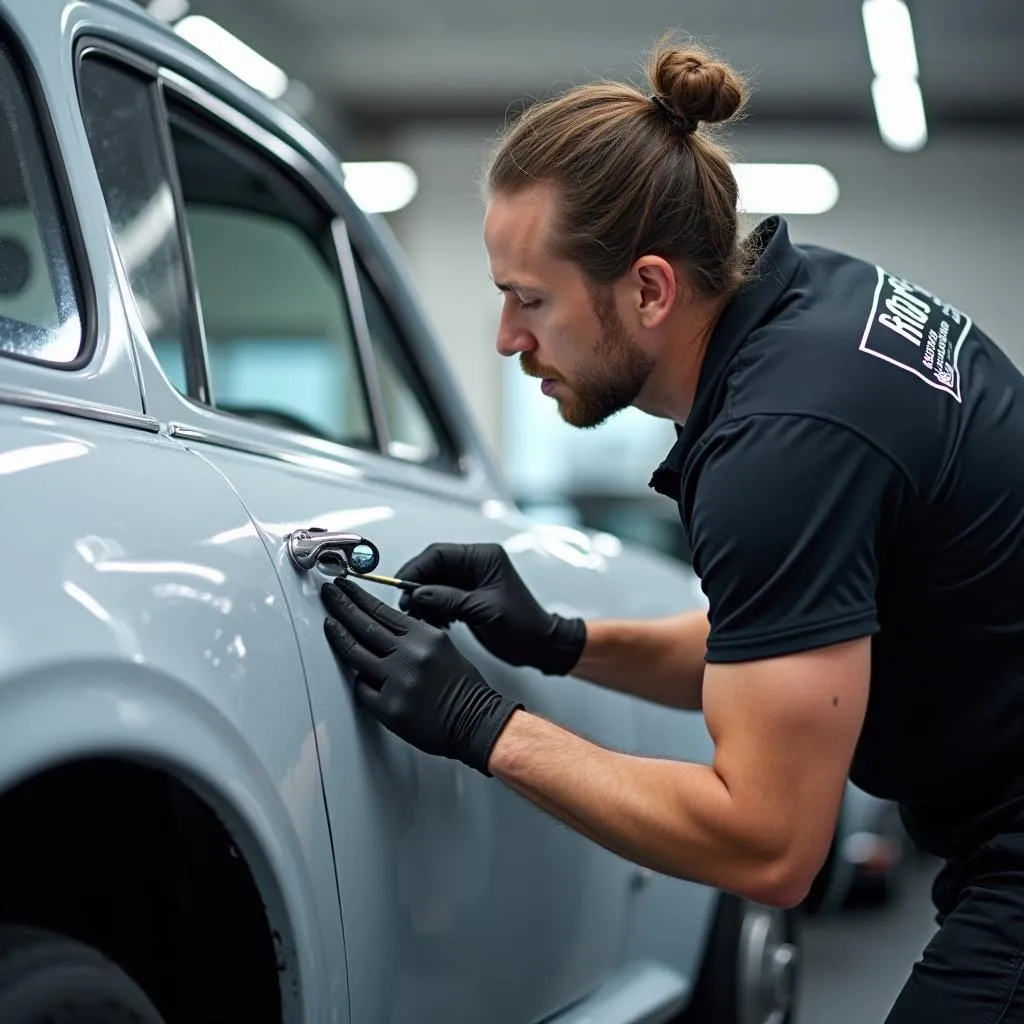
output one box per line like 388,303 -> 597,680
0,25 -> 95,371
163,69 -> 392,456
351,248 -> 463,474
75,41 -> 387,456
75,40 -> 212,404
153,77 -> 213,405
331,216 -> 392,456
162,96 -> 383,453
158,67 -> 473,477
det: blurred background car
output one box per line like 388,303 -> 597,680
806,786 -> 908,913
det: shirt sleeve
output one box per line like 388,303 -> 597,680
688,413 -> 908,663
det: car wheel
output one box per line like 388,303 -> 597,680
679,894 -> 800,1024
0,926 -> 165,1023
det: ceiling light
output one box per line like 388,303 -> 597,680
731,163 -> 839,215
871,77 -> 928,152
174,16 -> 288,100
341,162 -> 419,214
862,0 -> 927,152
862,0 -> 919,78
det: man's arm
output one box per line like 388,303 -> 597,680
573,610 -> 709,710
320,573 -> 869,906
489,636 -> 870,907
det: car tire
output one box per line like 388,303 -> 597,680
678,894 -> 800,1024
0,926 -> 166,1023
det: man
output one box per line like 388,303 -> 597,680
321,41 -> 1024,1021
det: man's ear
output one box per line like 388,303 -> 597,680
631,256 -> 677,328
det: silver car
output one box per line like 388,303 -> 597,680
0,1 -> 798,1021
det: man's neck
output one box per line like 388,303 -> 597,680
635,295 -> 729,422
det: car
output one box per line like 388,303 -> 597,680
0,1 -> 799,1022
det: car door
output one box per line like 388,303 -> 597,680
75,39 -> 644,1024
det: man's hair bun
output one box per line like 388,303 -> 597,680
648,42 -> 747,130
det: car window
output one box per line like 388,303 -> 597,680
355,261 -> 458,471
78,57 -> 196,395
0,38 -> 82,365
165,107 -> 375,450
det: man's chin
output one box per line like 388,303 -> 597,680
556,397 -> 617,429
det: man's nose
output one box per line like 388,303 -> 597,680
496,310 -> 537,358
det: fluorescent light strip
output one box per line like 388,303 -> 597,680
731,164 -> 839,215
871,78 -> 928,152
862,0 -> 919,78
174,16 -> 288,100
862,0 -> 927,152
342,162 -> 420,214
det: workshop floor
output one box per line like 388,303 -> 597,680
798,854 -> 941,1023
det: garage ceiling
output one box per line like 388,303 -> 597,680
176,0 -> 1023,135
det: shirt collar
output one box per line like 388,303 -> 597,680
649,216 -> 804,498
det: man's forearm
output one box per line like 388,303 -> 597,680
572,610 -> 709,710
488,710 -> 804,906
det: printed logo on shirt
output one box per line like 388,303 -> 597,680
858,267 -> 972,402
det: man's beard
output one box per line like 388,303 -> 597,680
521,290 -> 655,428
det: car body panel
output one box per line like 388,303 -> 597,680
0,404 -> 349,1022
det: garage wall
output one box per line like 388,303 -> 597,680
388,122 -> 1024,463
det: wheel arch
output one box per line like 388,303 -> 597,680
0,657 -> 340,1023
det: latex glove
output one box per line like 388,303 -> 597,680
322,575 -> 522,775
395,542 -> 586,676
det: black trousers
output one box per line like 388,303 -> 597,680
885,831 -> 1024,1022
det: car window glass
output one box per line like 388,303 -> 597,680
78,57 -> 194,394
356,261 -> 456,470
166,110 -> 375,449
0,39 -> 82,365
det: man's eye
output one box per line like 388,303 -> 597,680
496,289 -> 541,311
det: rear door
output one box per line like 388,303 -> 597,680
76,42 -> 642,1024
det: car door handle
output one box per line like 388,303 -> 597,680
286,529 -> 380,574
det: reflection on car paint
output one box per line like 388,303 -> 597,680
94,560 -> 227,584
62,581 -> 142,659
0,440 -> 89,474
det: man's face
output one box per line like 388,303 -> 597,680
483,184 -> 654,428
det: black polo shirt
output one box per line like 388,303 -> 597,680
651,216 -> 1024,858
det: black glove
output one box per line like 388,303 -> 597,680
322,575 -> 522,775
395,543 -> 586,676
